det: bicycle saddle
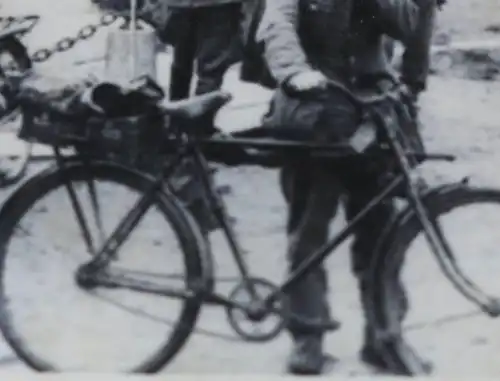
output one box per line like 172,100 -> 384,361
161,90 -> 233,119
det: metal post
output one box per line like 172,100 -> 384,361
129,0 -> 137,79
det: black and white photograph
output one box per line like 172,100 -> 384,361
0,0 -> 499,376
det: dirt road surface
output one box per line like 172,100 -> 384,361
0,0 -> 500,376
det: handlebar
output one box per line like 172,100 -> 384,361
284,77 -> 412,110
324,79 -> 411,108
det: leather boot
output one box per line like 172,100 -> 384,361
287,335 -> 326,375
360,325 -> 389,370
357,276 -> 433,373
360,326 -> 433,374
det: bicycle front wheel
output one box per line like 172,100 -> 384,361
370,185 -> 500,376
0,160 -> 211,372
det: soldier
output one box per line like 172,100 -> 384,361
164,0 -> 243,126
255,0 -> 436,374
143,0 -> 244,234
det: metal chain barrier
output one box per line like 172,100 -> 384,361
29,13 -> 119,66
0,1 -> 161,71
0,4 -> 160,125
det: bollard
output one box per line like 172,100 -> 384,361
104,19 -> 158,85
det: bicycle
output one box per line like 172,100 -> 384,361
0,72 -> 499,374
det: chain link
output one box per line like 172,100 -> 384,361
1,1 -> 161,71
23,14 -> 120,66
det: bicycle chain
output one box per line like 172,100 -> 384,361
0,1 -> 161,72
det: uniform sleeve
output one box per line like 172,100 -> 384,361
400,0 -> 436,91
368,0 -> 436,91
362,0 -> 431,41
255,0 -> 312,85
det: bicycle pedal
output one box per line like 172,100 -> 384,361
483,298 -> 500,318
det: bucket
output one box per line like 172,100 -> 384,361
104,19 -> 158,85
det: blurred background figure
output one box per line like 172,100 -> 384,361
164,1 -> 243,100
156,0 -> 243,131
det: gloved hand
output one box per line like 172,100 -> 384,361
286,70 -> 328,92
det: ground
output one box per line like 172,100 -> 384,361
0,0 -> 500,376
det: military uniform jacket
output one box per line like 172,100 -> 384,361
256,0 -> 436,90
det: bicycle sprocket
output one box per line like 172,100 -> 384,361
225,277 -> 289,343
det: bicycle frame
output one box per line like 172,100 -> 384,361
57,87 -> 479,322
55,121 -> 438,314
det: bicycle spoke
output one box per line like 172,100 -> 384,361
83,184 -> 159,269
83,158 -> 106,246
0,160 -> 207,372
54,149 -> 97,255
62,172 -> 97,255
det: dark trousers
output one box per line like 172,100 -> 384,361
168,3 -> 242,103
164,4 -> 241,233
266,87 -> 408,343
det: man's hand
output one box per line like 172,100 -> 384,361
287,70 -> 328,92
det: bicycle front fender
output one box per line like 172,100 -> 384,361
371,176 -> 471,269
363,176 -> 500,375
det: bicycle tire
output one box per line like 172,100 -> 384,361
0,159 -> 214,373
368,183 -> 500,375
0,35 -> 33,187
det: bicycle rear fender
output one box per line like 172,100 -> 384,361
0,159 -> 216,292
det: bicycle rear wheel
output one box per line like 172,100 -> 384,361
370,185 -> 500,376
0,160 -> 211,372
